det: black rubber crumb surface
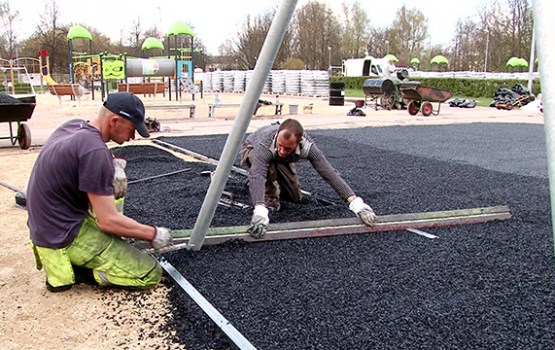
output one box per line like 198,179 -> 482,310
112,123 -> 555,349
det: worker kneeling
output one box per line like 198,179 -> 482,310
240,118 -> 377,239
27,92 -> 173,292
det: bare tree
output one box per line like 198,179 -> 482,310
233,10 -> 292,70
36,0 -> 69,76
450,18 -> 481,71
0,0 -> 19,58
234,14 -> 270,69
507,0 -> 532,59
128,17 -> 142,56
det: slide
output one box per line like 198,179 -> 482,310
42,74 -> 57,85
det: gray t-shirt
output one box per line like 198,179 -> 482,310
27,119 -> 115,248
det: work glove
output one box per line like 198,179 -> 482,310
151,226 -> 174,250
248,204 -> 269,239
113,158 -> 127,199
349,196 -> 377,226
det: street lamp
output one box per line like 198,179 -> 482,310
484,30 -> 490,72
328,46 -> 331,73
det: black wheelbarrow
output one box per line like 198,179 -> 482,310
0,95 -> 36,149
400,85 -> 453,117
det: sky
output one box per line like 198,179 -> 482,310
8,0 -> 490,55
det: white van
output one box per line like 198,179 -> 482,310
342,57 -> 389,77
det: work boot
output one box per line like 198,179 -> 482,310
45,280 -> 73,293
73,266 -> 97,286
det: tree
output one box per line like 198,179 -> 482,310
35,0 -> 69,77
293,1 -> 340,70
450,18 -> 481,71
340,1 -> 370,59
234,14 -> 269,69
128,17 -> 143,56
233,10 -> 292,70
388,5 -> 429,64
0,0 -> 19,58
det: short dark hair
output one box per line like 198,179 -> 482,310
277,118 -> 303,141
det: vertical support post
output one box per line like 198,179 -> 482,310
527,25 -> 536,92
532,0 -> 555,255
187,0 -> 299,250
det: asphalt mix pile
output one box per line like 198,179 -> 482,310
113,122 -> 555,349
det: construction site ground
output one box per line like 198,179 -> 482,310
0,91 -> 545,349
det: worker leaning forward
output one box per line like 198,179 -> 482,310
26,92 -> 173,293
240,118 -> 377,239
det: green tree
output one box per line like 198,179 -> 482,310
340,1 -> 370,59
293,1 -> 340,70
388,5 -> 428,64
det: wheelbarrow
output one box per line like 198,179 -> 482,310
0,95 -> 36,149
400,85 -> 453,117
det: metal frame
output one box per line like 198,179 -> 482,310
141,205 -> 512,254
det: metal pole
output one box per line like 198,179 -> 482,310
527,25 -> 536,92
532,0 -> 555,255
158,258 -> 257,350
187,0 -> 299,250
484,30 -> 489,72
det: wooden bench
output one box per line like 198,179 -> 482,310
208,103 -> 240,118
48,84 -> 85,105
118,82 -> 166,102
118,82 -> 165,97
208,102 -> 283,118
144,104 -> 196,119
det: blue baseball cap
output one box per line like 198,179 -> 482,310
104,92 -> 149,137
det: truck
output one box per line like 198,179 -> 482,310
341,57 -> 389,77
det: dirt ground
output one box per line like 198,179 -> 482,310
0,90 -> 543,349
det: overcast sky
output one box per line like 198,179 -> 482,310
10,0 -> 492,55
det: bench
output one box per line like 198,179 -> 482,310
118,82 -> 166,100
144,104 -> 196,119
208,102 -> 283,118
48,84 -> 85,105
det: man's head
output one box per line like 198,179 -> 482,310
103,92 -> 149,140
276,119 -> 304,157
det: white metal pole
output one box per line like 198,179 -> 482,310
187,0 -> 299,250
484,31 -> 489,73
532,0 -> 555,254
527,25 -> 536,92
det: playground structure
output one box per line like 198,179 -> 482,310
38,22 -> 201,103
1,58 -> 38,96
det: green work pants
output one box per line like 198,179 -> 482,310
32,216 -> 161,289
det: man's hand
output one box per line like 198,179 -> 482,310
348,196 -> 377,225
113,158 -> 127,199
151,226 -> 173,249
248,204 -> 269,239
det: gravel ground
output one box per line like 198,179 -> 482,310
113,122 -> 555,349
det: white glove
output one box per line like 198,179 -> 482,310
349,197 -> 377,225
151,226 -> 173,249
248,204 -> 269,239
113,158 -> 127,199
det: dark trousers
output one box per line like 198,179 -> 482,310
240,144 -> 302,204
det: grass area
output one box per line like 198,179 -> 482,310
346,89 -> 492,107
